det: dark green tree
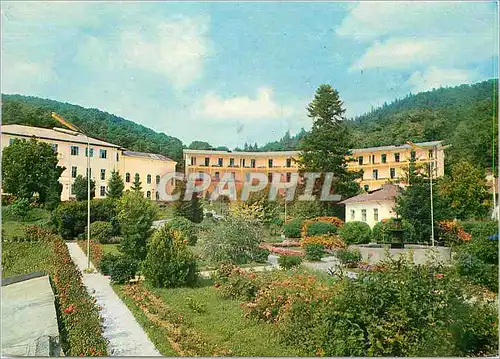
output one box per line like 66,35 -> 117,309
131,173 -> 142,193
73,175 -> 96,201
297,84 -> 362,201
2,138 -> 64,205
106,170 -> 124,199
188,141 -> 212,150
172,180 -> 204,223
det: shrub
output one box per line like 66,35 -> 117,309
110,256 -> 139,284
143,226 -> 197,288
306,221 -> 337,236
304,243 -> 325,261
437,220 -> 472,246
9,198 -> 30,218
217,266 -> 260,301
460,220 -> 498,240
165,216 -> 198,246
283,218 -> 304,238
278,255 -> 303,269
99,253 -> 119,275
107,236 -> 122,244
202,216 -> 263,265
289,200 -> 325,220
339,221 -> 372,244
87,221 -> 114,244
372,218 -> 416,243
336,248 -> 362,267
301,216 -> 344,238
50,235 -> 108,356
253,247 -> 270,263
301,235 -> 346,250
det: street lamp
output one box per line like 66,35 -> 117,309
52,112 -> 92,270
407,141 -> 436,247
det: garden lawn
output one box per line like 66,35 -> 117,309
2,208 -> 51,241
113,281 -> 299,357
2,241 -> 54,278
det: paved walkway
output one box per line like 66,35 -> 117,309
65,243 -> 160,356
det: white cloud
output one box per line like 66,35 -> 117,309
1,60 -> 60,95
121,17 -> 213,89
200,88 -> 296,120
406,67 -> 481,93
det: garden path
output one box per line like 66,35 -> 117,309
65,242 -> 160,356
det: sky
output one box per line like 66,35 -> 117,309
1,1 -> 498,149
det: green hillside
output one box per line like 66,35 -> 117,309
1,94 -> 184,162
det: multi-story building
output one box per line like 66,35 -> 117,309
183,140 -> 445,195
349,141 -> 445,191
1,125 -> 177,201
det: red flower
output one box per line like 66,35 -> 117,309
435,273 -> 444,279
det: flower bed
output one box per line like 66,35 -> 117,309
300,235 -> 346,250
269,240 -> 301,247
260,243 -> 304,257
77,239 -> 104,270
51,236 -> 108,356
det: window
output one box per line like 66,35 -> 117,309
373,208 -> 379,222
204,157 -> 210,166
155,191 -> 160,200
191,157 -> 197,166
116,153 -> 119,162
250,159 -> 256,168
286,158 -> 292,168
85,148 -> 94,157
71,146 -> 79,156
215,172 -> 220,180
371,155 -> 375,164
229,158 -> 235,166
100,186 -> 106,197
364,184 -> 369,192
358,156 -> 363,165
286,172 -> 292,182
394,153 -> 400,162
242,159 -> 246,167
147,174 -> 151,184
381,154 -> 387,163
428,149 -> 433,158
361,209 -> 367,222
72,166 -> 77,178
218,158 -> 223,167
410,150 -> 416,161
390,168 -> 396,179
268,173 -> 273,183
372,169 -> 378,180
146,191 -> 151,199
51,143 -> 58,152
125,173 -> 130,182
156,175 -> 160,184
100,169 -> 105,180
268,159 -> 273,168
350,209 -> 355,220
71,184 -> 75,195
99,149 -> 107,159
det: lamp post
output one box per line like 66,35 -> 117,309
52,112 -> 92,270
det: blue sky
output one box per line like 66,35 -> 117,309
2,1 -> 498,148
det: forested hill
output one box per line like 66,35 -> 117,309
348,79 -> 497,170
1,94 -> 184,162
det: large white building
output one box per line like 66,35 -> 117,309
1,125 -> 177,201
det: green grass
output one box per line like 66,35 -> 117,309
102,244 -> 120,256
2,241 -> 54,278
156,204 -> 175,220
113,281 -> 298,356
2,207 -> 51,241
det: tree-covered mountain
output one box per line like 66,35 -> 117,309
1,94 -> 184,162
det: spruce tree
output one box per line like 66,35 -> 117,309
172,180 -> 204,223
131,173 -> 143,193
107,170 -> 125,199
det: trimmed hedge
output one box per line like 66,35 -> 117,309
50,235 -> 108,356
301,217 -> 344,238
306,222 -> 337,236
339,221 -> 372,244
283,218 -> 304,238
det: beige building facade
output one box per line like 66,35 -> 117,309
1,125 -> 176,201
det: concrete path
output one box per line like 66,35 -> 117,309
65,243 -> 160,356
1,276 -> 59,356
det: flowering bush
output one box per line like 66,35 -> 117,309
50,235 -> 108,356
301,217 -> 344,238
438,220 -> 472,246
24,224 -> 53,242
165,216 -> 198,246
301,235 -> 346,250
213,264 -> 261,301
77,240 -> 104,270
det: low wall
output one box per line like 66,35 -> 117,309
350,245 -> 452,265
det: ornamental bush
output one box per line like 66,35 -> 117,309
215,265 -> 261,301
301,235 -> 346,250
143,226 -> 197,288
98,253 -> 119,276
460,220 -> 497,240
339,221 -> 372,244
278,255 -> 303,269
336,248 -> 362,267
306,221 -> 337,236
165,216 -> 198,245
110,256 -> 139,284
87,221 -> 113,244
304,243 -> 325,261
9,198 -> 30,219
283,218 -> 304,238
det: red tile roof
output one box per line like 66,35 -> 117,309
340,183 -> 400,204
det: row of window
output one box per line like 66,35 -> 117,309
70,183 -> 161,200
357,150 -> 434,166
124,173 -> 161,184
368,168 -> 397,181
350,208 -> 378,222
209,171 -> 293,182
190,157 -> 293,168
71,167 -> 109,180
70,146 -> 116,160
